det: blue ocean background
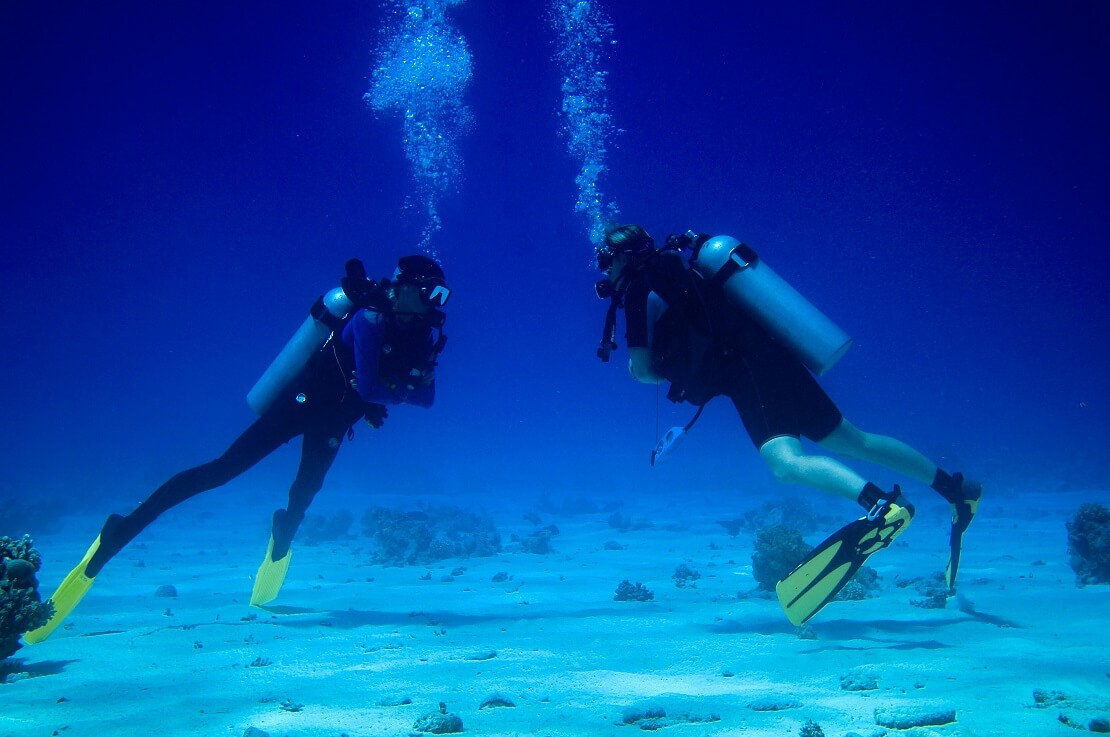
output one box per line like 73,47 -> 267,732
2,0 -> 1107,535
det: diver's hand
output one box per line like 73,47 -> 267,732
628,347 -> 664,384
364,403 -> 388,429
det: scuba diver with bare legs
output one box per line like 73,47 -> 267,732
594,224 -> 981,624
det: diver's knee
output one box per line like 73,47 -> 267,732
760,437 -> 803,483
202,454 -> 251,486
288,478 -> 325,507
766,461 -> 798,484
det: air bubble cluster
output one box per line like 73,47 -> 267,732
366,0 -> 473,253
550,0 -> 620,247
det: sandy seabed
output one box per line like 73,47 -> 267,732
3,488 -> 1108,737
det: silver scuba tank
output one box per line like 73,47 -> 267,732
246,287 -> 354,415
690,235 -> 852,375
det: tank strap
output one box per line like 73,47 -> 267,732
706,242 -> 759,293
310,295 -> 348,334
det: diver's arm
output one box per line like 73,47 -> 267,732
623,277 -> 662,383
344,310 -> 387,404
624,278 -> 666,384
400,330 -> 438,407
628,347 -> 663,384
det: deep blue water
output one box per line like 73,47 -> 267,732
1,1 -> 1107,535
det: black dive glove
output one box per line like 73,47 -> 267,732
341,258 -> 390,311
364,403 -> 388,429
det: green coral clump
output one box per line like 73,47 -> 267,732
1067,503 -> 1110,585
361,506 -> 501,567
751,525 -> 882,598
2,534 -> 54,660
752,525 -> 812,591
799,718 -> 825,737
1,536 -> 41,568
614,579 -> 654,602
907,570 -> 950,608
719,497 -> 830,537
838,565 -> 881,601
672,563 -> 701,588
512,524 -> 560,554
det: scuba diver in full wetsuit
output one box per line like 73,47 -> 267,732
26,255 -> 451,643
594,224 -> 982,625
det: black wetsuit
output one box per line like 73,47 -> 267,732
87,308 -> 437,577
623,250 -> 842,449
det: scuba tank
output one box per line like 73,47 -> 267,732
690,235 -> 852,376
246,287 -> 355,416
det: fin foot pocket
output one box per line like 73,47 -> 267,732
946,478 -> 983,590
250,535 -> 292,607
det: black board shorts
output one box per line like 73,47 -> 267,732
720,339 -> 844,448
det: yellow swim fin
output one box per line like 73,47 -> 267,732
250,536 -> 292,607
23,534 -> 103,644
777,502 -> 913,626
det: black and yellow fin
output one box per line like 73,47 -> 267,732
23,534 -> 103,644
776,504 -> 913,626
250,536 -> 292,607
945,483 -> 983,590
